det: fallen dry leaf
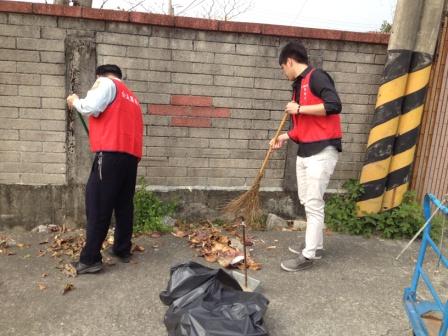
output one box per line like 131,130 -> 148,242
150,232 -> 161,238
62,283 -> 75,295
37,283 -> 47,291
62,263 -> 77,278
41,273 -> 48,278
171,230 -> 188,238
266,246 -> 277,249
131,244 -> 145,253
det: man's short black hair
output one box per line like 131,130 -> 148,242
95,64 -> 122,79
279,41 -> 309,65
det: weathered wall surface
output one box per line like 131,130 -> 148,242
0,1 -> 388,228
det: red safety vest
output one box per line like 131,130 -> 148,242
89,78 -> 143,159
288,69 -> 342,143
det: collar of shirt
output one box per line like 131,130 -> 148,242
292,65 -> 313,89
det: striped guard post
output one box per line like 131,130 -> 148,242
381,52 -> 433,210
357,50 -> 413,216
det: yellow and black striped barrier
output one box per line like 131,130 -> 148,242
382,52 -> 433,210
357,50 -> 413,215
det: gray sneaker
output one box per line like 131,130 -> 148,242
280,254 -> 313,272
288,243 -> 324,260
71,261 -> 103,275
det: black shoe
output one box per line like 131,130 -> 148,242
71,261 -> 103,275
107,247 -> 132,263
288,242 -> 324,260
280,254 -> 313,272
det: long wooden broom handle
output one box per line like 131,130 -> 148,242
257,112 -> 289,176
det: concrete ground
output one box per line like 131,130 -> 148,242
0,227 -> 446,336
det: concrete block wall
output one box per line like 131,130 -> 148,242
0,1 -> 389,227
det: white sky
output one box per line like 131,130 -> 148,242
25,0 -> 398,32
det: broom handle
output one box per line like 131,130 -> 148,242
257,112 -> 289,176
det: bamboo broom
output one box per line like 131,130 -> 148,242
223,111 -> 289,226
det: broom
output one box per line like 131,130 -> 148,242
223,111 -> 290,226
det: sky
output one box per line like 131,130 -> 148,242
24,0 -> 398,32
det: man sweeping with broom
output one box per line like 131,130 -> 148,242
270,41 -> 342,272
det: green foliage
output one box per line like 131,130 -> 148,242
325,179 -> 425,239
133,177 -> 176,233
380,20 -> 392,33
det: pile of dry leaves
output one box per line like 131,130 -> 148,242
172,221 -> 262,271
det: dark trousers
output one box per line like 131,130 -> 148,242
80,151 -> 138,265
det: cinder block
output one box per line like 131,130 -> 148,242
2,96 -> 40,108
106,21 -> 152,35
0,172 -> 20,184
42,98 -> 66,109
0,84 -> 17,96
20,162 -> 43,173
0,151 -> 20,162
0,61 -> 16,73
337,52 -> 375,64
147,126 -> 188,137
59,17 -> 105,31
0,140 -> 42,152
0,107 -> 18,118
17,38 -> 64,52
230,129 -> 268,140
41,27 -> 66,39
40,120 -> 65,131
207,177 -> 245,187
0,73 -> 40,85
231,87 -> 273,100
40,51 -> 65,63
340,93 -> 370,105
97,32 -> 148,47
172,73 -> 213,85
212,97 -> 252,109
210,139 -> 248,149
230,109 -> 270,120
214,53 -> 255,67
18,62 -> 64,75
0,23 -> 40,38
169,39 -> 193,50
126,46 -> 171,60
332,72 -> 382,85
149,36 -> 169,49
20,108 -> 65,120
169,157 -> 209,168
190,85 -> 232,98
147,166 -> 187,177
254,78 -> 286,90
41,75 -> 64,87
102,56 -> 148,70
0,162 -> 20,173
20,173 -> 66,185
214,75 -> 254,88
356,63 -> 384,75
147,82 -> 190,95
20,130 -> 65,142
197,31 -> 239,43
43,142 -> 66,153
211,118 -> 251,129
171,117 -> 210,128
9,13 -> 57,27
43,163 -> 66,174
194,40 -> 235,53
252,120 -> 281,130
172,50 -> 214,64
19,85 -> 65,98
374,54 -> 387,65
26,152 -> 66,163
0,36 -> 16,49
0,49 -> 39,62
188,128 -> 229,139
0,129 -> 19,140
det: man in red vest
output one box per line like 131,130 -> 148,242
66,64 -> 143,275
270,41 -> 342,271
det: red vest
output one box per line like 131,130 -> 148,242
288,69 -> 342,143
89,78 -> 143,158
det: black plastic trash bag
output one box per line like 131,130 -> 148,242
160,261 -> 269,336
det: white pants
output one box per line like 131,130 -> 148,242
296,146 -> 339,259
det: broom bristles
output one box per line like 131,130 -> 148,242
223,175 -> 263,227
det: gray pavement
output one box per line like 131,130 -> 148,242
0,227 -> 446,336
